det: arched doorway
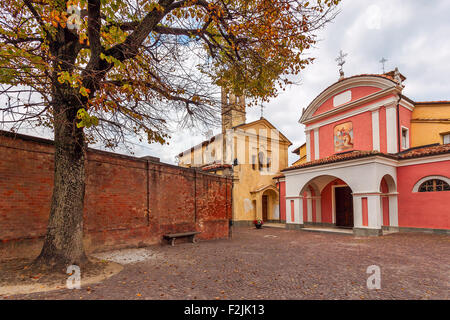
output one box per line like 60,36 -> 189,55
250,185 -> 280,222
379,174 -> 397,229
262,188 -> 279,222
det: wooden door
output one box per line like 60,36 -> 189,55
262,195 -> 268,221
335,186 -> 353,228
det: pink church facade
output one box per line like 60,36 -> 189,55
278,73 -> 449,236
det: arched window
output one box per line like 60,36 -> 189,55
412,175 -> 450,192
418,179 -> 450,192
258,151 -> 264,171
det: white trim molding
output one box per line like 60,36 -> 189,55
401,126 -> 410,150
300,75 -> 399,123
306,131 -> 311,162
399,98 -> 415,111
372,109 -> 380,151
305,96 -> 397,131
397,154 -> 450,167
286,195 -> 303,199
352,191 -> 399,196
385,102 -> 398,153
412,175 -> 450,192
333,90 -> 352,107
283,155 -> 399,176
314,128 -> 320,160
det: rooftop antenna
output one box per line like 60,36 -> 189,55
379,57 -> 388,73
335,50 -> 348,80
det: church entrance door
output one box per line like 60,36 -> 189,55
335,186 -> 353,228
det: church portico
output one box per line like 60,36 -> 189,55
278,72 -> 449,236
283,155 -> 399,236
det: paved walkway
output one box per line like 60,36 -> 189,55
3,227 -> 449,300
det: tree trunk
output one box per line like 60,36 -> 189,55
34,99 -> 88,270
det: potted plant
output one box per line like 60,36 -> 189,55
254,219 -> 264,229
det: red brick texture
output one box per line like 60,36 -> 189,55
0,132 -> 232,260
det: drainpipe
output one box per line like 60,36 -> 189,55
274,177 -> 281,222
228,173 -> 234,239
396,95 -> 402,152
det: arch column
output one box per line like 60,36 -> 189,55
304,194 -> 322,224
353,192 -> 383,236
315,196 -> 322,223
255,193 -> 262,220
367,195 -> 383,229
352,194 -> 363,228
388,194 -> 398,228
306,193 -> 313,222
285,196 -> 303,229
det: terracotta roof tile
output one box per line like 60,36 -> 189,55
282,150 -> 386,171
397,144 -> 450,159
201,163 -> 232,171
282,144 -> 450,172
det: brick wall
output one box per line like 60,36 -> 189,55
0,131 -> 232,260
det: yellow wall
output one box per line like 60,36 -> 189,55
178,119 -> 291,223
411,103 -> 450,147
231,121 -> 289,222
292,143 -> 307,166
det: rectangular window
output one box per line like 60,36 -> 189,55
401,127 -> 409,149
443,133 -> 450,144
252,155 -> 256,170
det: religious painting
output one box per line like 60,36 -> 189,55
334,122 -> 353,152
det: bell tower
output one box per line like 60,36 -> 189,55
221,87 -> 246,133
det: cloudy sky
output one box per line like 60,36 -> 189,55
133,0 -> 450,165
7,0 -> 450,165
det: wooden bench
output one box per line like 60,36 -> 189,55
163,231 -> 201,246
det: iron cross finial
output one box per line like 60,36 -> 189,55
260,103 -> 265,119
379,57 -> 388,73
335,50 -> 348,79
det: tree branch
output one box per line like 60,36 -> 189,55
81,0 -> 176,94
22,0 -> 51,39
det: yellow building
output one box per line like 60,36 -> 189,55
291,143 -> 307,166
178,88 -> 292,225
410,101 -> 450,147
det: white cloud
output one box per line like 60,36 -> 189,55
365,5 -> 382,30
141,0 -> 450,165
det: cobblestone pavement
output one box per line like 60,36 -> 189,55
3,227 -> 449,300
